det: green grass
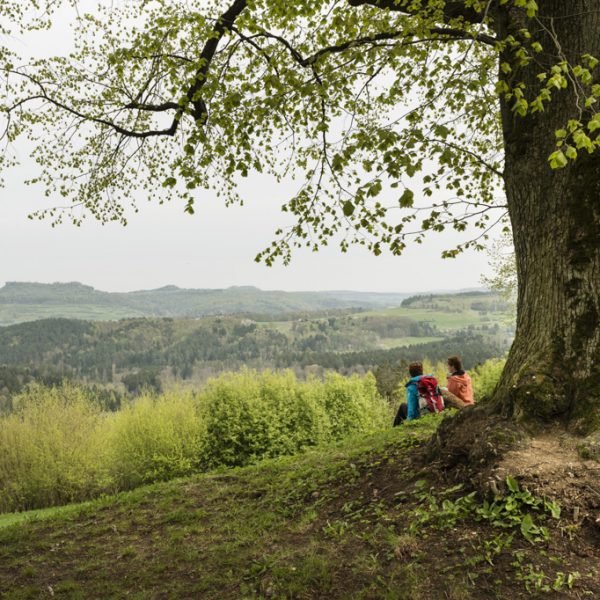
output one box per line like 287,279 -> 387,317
361,306 -> 510,331
360,292 -> 515,333
0,415 -> 596,599
0,503 -> 96,530
0,304 -> 144,326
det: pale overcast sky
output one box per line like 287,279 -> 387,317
1,171 -> 495,293
0,2 -> 500,294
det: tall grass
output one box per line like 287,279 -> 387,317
0,370 -> 390,512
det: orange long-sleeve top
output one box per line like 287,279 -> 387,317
446,372 -> 475,405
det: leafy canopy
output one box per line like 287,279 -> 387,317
1,1 -> 598,263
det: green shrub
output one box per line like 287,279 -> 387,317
471,358 -> 507,399
0,371 -> 390,512
200,370 -> 318,468
319,372 -> 388,440
0,384 -> 111,513
107,390 -> 205,488
198,370 -> 389,469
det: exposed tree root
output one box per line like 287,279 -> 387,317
420,406 -> 600,550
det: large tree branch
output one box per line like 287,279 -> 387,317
184,0 -> 247,122
124,101 -> 180,112
5,0 -> 249,139
7,0 -> 495,145
128,0 -> 493,123
125,0 -> 248,124
232,24 -> 496,71
347,0 -> 486,26
7,70 -> 180,139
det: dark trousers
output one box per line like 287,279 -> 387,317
393,403 -> 408,427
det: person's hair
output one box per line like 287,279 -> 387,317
408,361 -> 423,377
447,356 -> 463,372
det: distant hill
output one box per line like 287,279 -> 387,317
0,282 -> 414,326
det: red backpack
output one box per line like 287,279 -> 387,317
416,376 -> 445,414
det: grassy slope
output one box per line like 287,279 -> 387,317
362,293 -> 514,333
1,417 -> 596,600
0,305 -> 145,326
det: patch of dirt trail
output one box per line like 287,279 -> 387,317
491,432 -> 600,547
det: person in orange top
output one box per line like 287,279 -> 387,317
445,355 -> 475,406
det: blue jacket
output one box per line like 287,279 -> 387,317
405,374 -> 434,420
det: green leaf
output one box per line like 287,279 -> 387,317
588,114 -> 600,132
399,189 -> 414,208
548,150 -> 568,169
545,500 -> 561,519
342,201 -> 355,217
520,513 -> 535,543
506,475 -> 519,493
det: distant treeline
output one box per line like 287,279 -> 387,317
278,333 -> 503,371
0,364 -> 124,414
401,291 -> 511,313
0,315 -> 443,382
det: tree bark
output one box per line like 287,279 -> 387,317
494,0 -> 600,431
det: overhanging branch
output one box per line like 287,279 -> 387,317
4,0 -> 249,139
232,23 -> 496,72
347,0 -> 486,24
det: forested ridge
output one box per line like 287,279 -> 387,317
0,291 -> 512,410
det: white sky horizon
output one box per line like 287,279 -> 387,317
0,157 -> 498,295
0,279 -> 487,295
0,177 -> 496,294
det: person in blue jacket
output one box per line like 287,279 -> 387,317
393,361 -> 430,426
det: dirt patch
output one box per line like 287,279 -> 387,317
487,432 -> 600,543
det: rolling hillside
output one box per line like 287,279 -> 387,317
0,282 -> 412,325
0,419 -> 597,599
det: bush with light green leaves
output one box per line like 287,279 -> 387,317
107,390 -> 206,489
200,369 -> 389,469
0,384 -> 111,513
0,370 -> 391,512
471,358 -> 507,400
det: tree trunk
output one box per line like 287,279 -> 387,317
494,0 -> 600,432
